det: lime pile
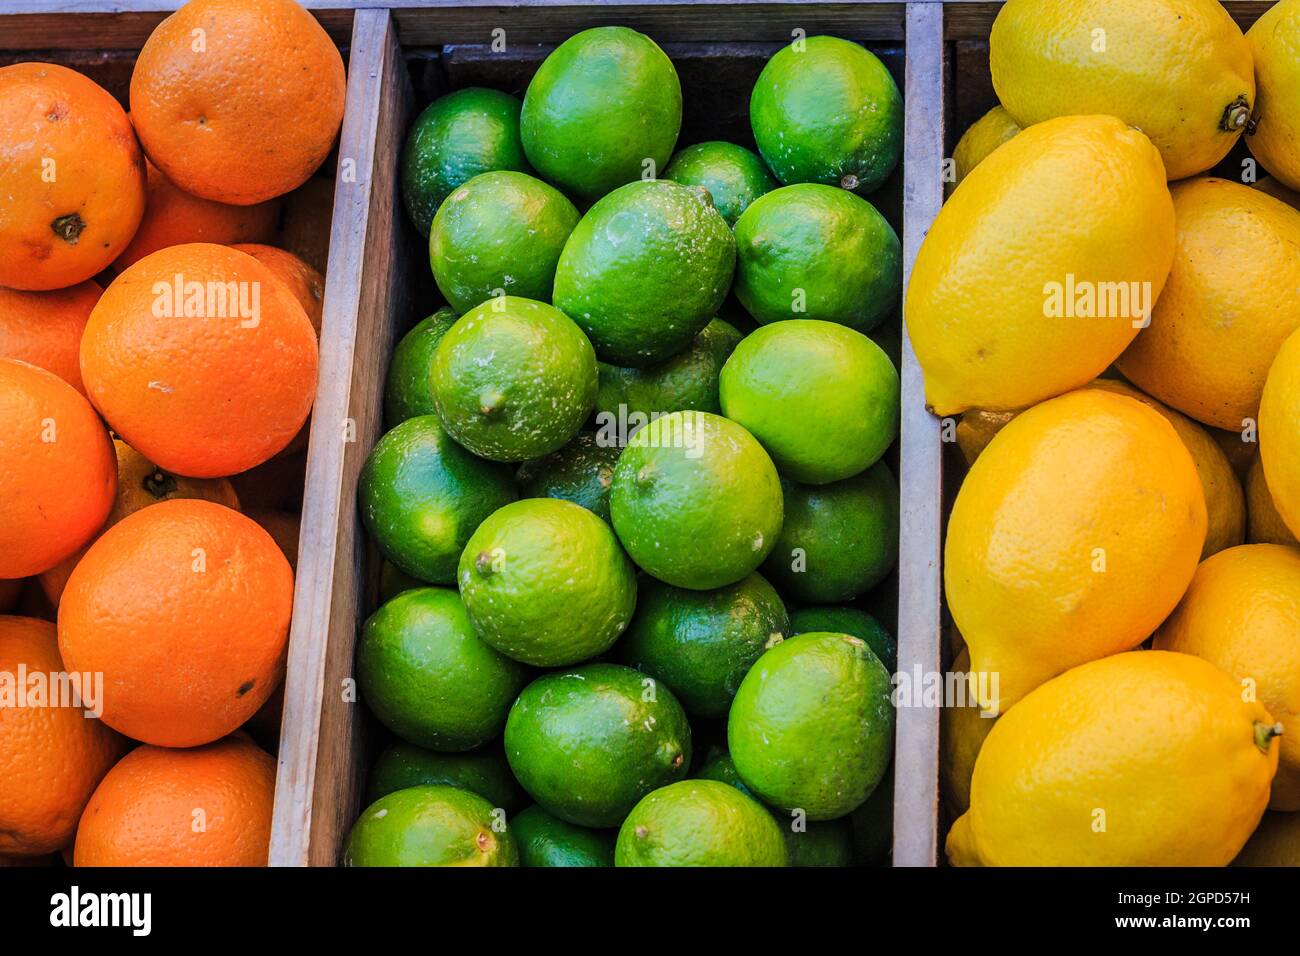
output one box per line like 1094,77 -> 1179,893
348,25 -> 903,867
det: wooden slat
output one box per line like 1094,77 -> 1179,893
892,0 -> 944,869
0,8 -> 354,48
943,0 -> 1272,39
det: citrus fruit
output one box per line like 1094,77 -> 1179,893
849,765 -> 894,865
358,587 -> 530,752
458,498 -> 637,666
231,242 -> 325,335
728,632 -> 893,820
383,308 -> 458,427
400,88 -> 531,236
615,779 -> 788,867
0,62 -> 146,290
662,141 -> 778,227
430,171 -> 579,313
1234,811 -> 1300,867
733,185 -> 901,333
595,318 -> 743,421
504,663 -> 691,827
366,742 -> 528,812
0,616 -> 125,855
750,36 -> 902,195
130,0 -> 345,204
358,414 -> 517,583
946,389 -> 1206,711
75,734 -> 276,866
694,745 -> 754,797
0,283 -> 99,396
990,0 -> 1254,180
1247,0 -> 1300,191
515,432 -> 621,522
432,296 -> 597,461
81,243 -> 319,478
1153,544 -> 1300,810
947,651 -> 1279,867
58,499 -> 293,747
720,319 -> 899,482
615,572 -> 789,718
1260,326 -> 1300,539
521,26 -> 681,200
762,464 -> 899,603
344,785 -> 517,867
1247,456 -> 1298,546
512,805 -> 616,867
0,359 -> 115,579
277,175 -> 334,273
940,650 -> 997,818
789,605 -> 895,671
781,816 -> 854,868
610,411 -> 783,590
553,179 -> 735,367
905,115 -> 1174,415
951,105 -> 1020,186
245,506 -> 298,570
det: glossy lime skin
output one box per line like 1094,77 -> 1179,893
750,36 -> 902,195
728,632 -> 894,820
595,319 -> 743,422
458,498 -> 637,666
615,572 -> 789,717
356,587 -> 530,751
610,411 -> 783,590
762,463 -> 899,603
431,296 -> 598,462
505,664 -> 692,827
511,805 -> 616,867
789,605 -> 896,671
521,26 -> 682,200
553,180 -> 736,367
516,432 -> 621,522
615,779 -> 788,867
663,141 -> 779,227
429,171 -> 579,313
383,308 -> 458,428
343,785 -> 519,867
366,742 -> 529,813
401,88 -> 531,236
733,184 -> 901,332
358,415 -> 518,583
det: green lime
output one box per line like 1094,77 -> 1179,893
378,560 -> 424,601
720,320 -> 899,484
429,171 -> 580,313
356,587 -> 529,751
869,320 -> 902,372
693,745 -> 755,797
358,415 -> 517,583
789,605 -> 896,671
609,411 -> 783,590
515,432 -> 620,522
432,296 -> 597,461
401,88 -> 531,236
595,319 -> 743,423
615,572 -> 788,717
511,805 -> 616,867
762,463 -> 899,603
366,742 -> 528,813
779,816 -> 855,867
520,26 -> 681,200
734,184 -> 901,332
615,780 -> 788,867
727,632 -> 894,819
458,498 -> 637,666
662,141 -> 778,227
505,663 -> 691,827
383,308 -> 458,428
553,180 -> 736,367
343,785 -> 518,867
750,36 -> 902,194
850,765 -> 893,865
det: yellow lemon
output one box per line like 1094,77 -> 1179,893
1247,455 -> 1298,546
947,651 -> 1279,867
1117,178 -> 1300,432
1234,812 -> 1300,867
990,0 -> 1254,180
940,649 -> 997,818
953,408 -> 1017,466
1247,0 -> 1300,192
1260,326 -> 1300,539
905,115 -> 1173,416
1154,544 -> 1300,810
1209,424 -> 1257,480
1255,175 -> 1300,210
950,106 -> 1020,188
946,389 -> 1206,711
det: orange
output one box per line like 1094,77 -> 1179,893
0,63 -> 146,290
74,733 -> 275,866
244,506 -> 300,571
113,160 -> 280,271
0,616 -> 126,855
80,242 -> 319,477
58,498 -> 294,747
0,282 -> 99,395
129,0 -> 346,205
276,175 -> 334,274
231,243 -> 323,335
0,359 -> 116,578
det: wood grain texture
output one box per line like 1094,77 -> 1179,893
943,0 -> 1271,38
0,8 -> 354,48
